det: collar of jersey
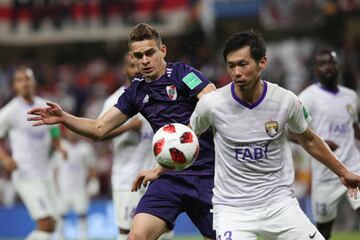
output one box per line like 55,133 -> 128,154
231,81 -> 267,109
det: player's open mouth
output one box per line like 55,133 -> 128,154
143,67 -> 153,73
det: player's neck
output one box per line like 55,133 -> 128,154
320,82 -> 338,93
19,94 -> 35,105
235,79 -> 264,105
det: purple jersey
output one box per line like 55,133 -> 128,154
115,62 -> 214,176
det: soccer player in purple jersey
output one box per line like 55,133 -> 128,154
28,23 -> 216,240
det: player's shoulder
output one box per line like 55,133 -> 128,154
199,84 -> 229,107
339,85 -> 357,97
266,81 -> 296,99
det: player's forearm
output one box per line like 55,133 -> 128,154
0,144 -> 14,164
100,118 -> 142,141
61,112 -> 108,140
298,130 -> 348,178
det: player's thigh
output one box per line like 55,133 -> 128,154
185,176 -> 215,239
130,213 -> 168,240
12,174 -> 57,220
213,205 -> 258,240
134,175 -> 183,230
113,190 -> 143,229
262,198 -> 324,240
72,191 -> 90,216
312,180 -> 346,223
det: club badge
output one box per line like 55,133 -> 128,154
166,85 -> 177,100
265,120 -> 279,138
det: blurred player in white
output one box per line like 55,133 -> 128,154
0,66 -> 63,240
99,55 -> 170,240
298,49 -> 360,240
190,31 -> 360,240
52,128 -> 99,240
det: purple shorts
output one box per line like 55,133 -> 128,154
135,174 -> 215,238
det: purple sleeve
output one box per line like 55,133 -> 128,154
114,88 -> 138,118
173,63 -> 211,99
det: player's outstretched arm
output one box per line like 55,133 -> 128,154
28,102 -> 129,140
294,127 -> 360,198
0,139 -> 17,174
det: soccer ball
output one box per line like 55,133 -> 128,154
152,123 -> 199,170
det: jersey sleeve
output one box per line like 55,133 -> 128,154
287,91 -> 311,134
0,104 -> 11,138
190,93 -> 213,135
298,88 -> 313,116
173,63 -> 212,99
114,87 -> 138,118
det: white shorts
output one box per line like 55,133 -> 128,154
312,180 -> 360,223
213,198 -> 324,240
11,171 -> 57,220
112,189 -> 144,229
57,190 -> 89,216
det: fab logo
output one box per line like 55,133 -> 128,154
235,143 -> 269,162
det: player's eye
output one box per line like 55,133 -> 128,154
133,52 -> 144,60
144,49 -> 156,57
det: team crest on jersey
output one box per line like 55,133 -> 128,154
265,120 -> 279,138
346,104 -> 355,116
166,85 -> 177,100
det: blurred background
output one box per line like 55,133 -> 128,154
0,0 -> 359,239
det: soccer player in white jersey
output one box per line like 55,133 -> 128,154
190,30 -> 360,240
297,49 -> 360,239
52,128 -> 98,240
0,66 -> 63,240
99,55 -> 162,240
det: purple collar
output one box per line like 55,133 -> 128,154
317,84 -> 339,95
231,81 -> 267,109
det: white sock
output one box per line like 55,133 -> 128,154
118,233 -> 128,240
159,230 -> 174,240
79,218 -> 87,240
25,230 -> 52,240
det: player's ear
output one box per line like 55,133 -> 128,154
160,44 -> 167,58
258,56 -> 267,70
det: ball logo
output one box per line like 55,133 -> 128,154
265,120 -> 278,138
166,85 -> 177,100
169,147 -> 187,164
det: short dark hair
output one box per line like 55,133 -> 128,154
222,30 -> 266,63
128,23 -> 162,48
12,65 -> 35,82
314,49 -> 337,63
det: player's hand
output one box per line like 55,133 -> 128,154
325,140 -> 338,151
131,166 -> 165,192
27,102 -> 64,126
339,170 -> 360,199
2,158 -> 17,174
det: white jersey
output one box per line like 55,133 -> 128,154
100,87 -> 156,191
52,139 -> 96,194
299,84 -> 360,182
0,96 -> 55,180
191,81 -> 310,209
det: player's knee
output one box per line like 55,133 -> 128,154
127,231 -> 144,240
37,217 -> 57,232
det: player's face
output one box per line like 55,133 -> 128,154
123,54 -> 139,80
129,39 -> 167,80
226,46 -> 266,91
315,52 -> 338,85
13,69 -> 36,99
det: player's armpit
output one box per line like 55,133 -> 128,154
196,83 -> 216,99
